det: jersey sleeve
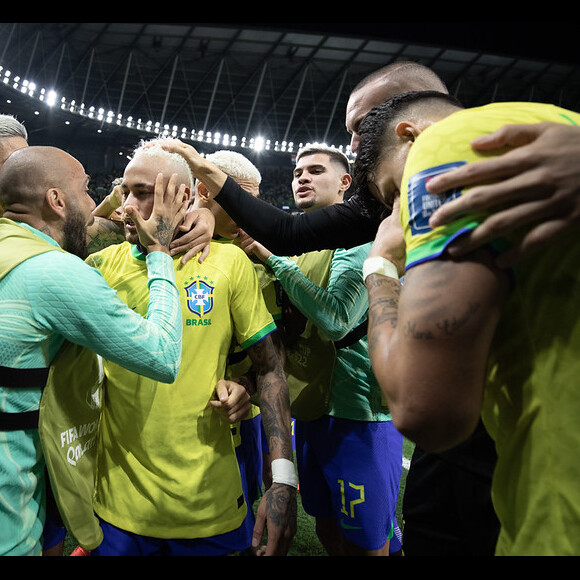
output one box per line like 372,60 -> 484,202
227,248 -> 277,350
265,244 -> 370,342
32,250 -> 182,383
401,160 -> 485,270
401,103 -> 580,271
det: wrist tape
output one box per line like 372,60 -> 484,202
363,256 -> 399,282
271,458 -> 298,488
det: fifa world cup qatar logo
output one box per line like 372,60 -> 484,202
184,279 -> 214,317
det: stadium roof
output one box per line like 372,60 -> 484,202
0,22 -> 578,162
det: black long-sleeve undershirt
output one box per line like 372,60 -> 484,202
215,176 -> 384,256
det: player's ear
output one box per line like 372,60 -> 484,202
340,172 -> 352,193
395,121 -> 420,143
44,187 -> 66,219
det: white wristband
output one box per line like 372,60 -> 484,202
363,256 -> 399,282
271,458 -> 298,488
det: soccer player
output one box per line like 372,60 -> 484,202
0,145 -> 185,556
243,144 -> 403,556
194,148 -> 284,546
355,91 -> 580,555
86,140 -> 296,556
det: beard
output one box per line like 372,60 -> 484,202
124,225 -> 139,246
296,198 -> 315,211
62,209 -> 89,260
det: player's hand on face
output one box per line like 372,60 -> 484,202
368,197 -> 406,277
126,173 -> 188,253
170,208 -> 215,265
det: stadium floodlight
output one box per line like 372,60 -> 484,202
43,89 -> 58,107
253,136 -> 265,152
0,66 -> 354,160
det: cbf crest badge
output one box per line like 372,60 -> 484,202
184,279 -> 214,317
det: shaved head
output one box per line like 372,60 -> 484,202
346,61 -> 448,153
351,61 -> 448,96
0,146 -> 85,213
0,145 -> 95,258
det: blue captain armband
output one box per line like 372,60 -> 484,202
407,161 -> 466,237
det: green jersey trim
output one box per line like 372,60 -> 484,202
130,244 -> 147,261
238,320 -> 277,350
406,222 -> 477,270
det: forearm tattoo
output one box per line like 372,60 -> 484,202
366,275 -> 401,328
366,274 -> 402,358
248,336 -> 292,460
367,261 -> 485,349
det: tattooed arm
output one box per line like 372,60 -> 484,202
87,216 -> 125,253
246,333 -> 296,556
366,210 -> 510,453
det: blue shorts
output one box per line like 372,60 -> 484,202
236,414 -> 263,509
42,517 -> 66,552
234,414 -> 263,540
90,518 -> 251,556
295,415 -> 403,552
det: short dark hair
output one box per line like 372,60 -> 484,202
296,143 -> 351,175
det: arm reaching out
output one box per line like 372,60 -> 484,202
162,139 -> 380,255
92,183 -> 125,218
159,140 -> 228,196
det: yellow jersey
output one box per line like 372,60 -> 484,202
87,241 -> 276,539
400,102 -> 580,555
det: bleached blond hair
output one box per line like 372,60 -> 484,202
131,138 -> 195,188
205,150 -> 262,184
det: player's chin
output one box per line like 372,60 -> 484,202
124,225 -> 139,244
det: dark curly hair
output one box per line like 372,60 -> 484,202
352,90 -> 463,215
